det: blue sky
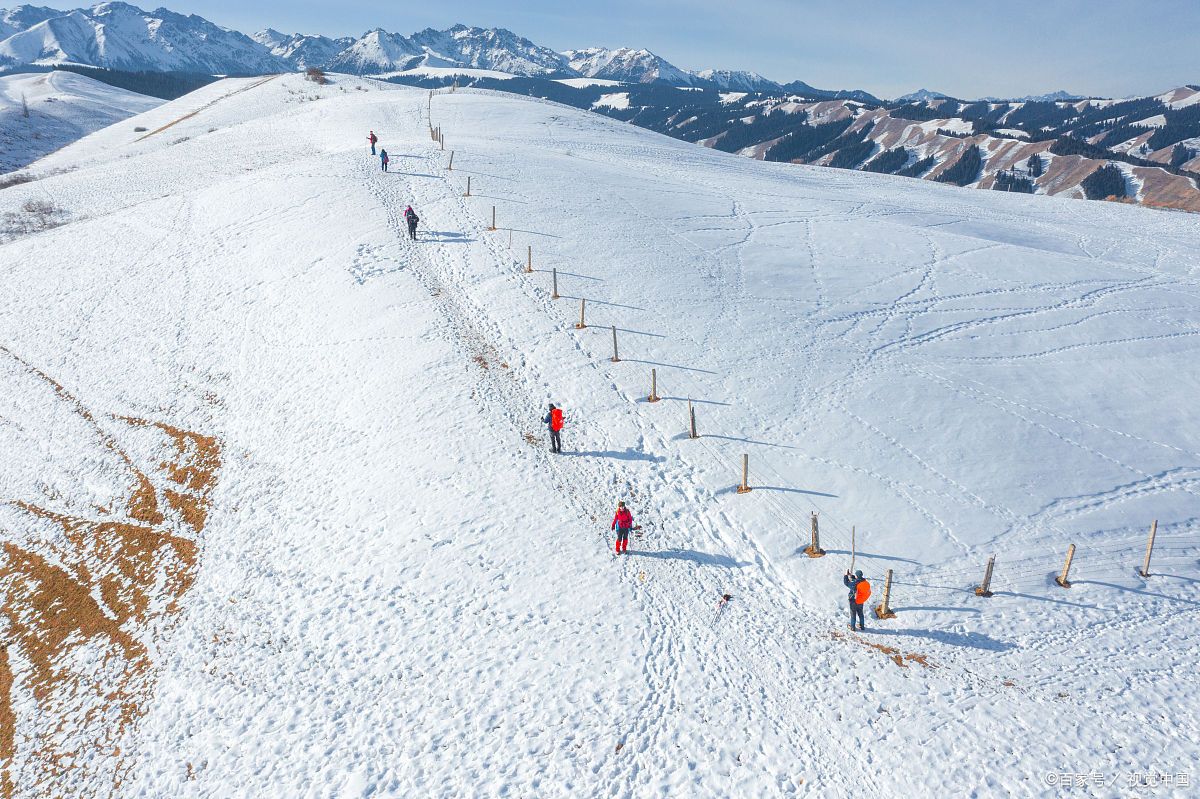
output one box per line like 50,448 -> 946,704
40,0 -> 1200,98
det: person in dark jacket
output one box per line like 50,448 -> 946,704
611,501 -> 634,554
380,148 -> 389,172
368,130 -> 378,155
843,569 -> 867,631
542,403 -> 563,453
404,205 -> 419,240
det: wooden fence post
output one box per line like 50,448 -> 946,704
688,400 -> 698,439
448,150 -> 454,170
648,369 -> 659,403
736,453 -> 751,494
1139,519 -> 1157,578
1054,544 -> 1076,588
575,298 -> 587,329
526,245 -> 533,273
440,132 -> 444,151
489,205 -> 496,231
804,512 -> 825,557
850,526 -> 856,574
465,176 -> 471,197
874,569 -> 896,619
974,555 -> 996,597
551,268 -> 559,299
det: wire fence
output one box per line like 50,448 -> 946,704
428,100 -> 1200,621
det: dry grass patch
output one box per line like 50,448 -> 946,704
0,356 -> 222,798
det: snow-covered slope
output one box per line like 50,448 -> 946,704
325,29 -> 422,74
565,46 -> 698,85
693,68 -> 781,92
328,25 -> 571,77
0,69 -> 161,171
408,25 -> 571,76
897,88 -> 951,102
2,74 -> 1199,798
0,3 -> 57,39
0,1 -> 286,73
252,28 -> 352,70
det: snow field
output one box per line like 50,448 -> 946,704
1,74 -> 1198,797
0,70 -> 163,172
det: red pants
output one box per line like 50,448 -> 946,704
615,529 -> 630,553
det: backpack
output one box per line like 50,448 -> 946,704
855,579 -> 871,604
550,408 -> 563,431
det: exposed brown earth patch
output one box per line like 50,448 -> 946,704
831,630 -> 935,669
0,646 -> 13,798
0,352 -> 222,799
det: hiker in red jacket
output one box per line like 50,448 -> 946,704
542,402 -> 563,453
368,130 -> 378,155
611,501 -> 634,554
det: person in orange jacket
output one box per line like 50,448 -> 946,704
611,501 -> 634,554
843,569 -> 870,631
542,403 -> 563,453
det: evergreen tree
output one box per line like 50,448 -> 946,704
994,170 -> 1035,193
863,147 -> 909,174
935,144 -> 983,186
1081,163 -> 1127,200
897,155 -> 937,178
828,139 -> 875,169
55,64 -> 218,100
765,119 -> 853,163
1170,143 -> 1196,169
1027,153 -> 1044,178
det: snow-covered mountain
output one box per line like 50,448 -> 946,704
0,2 -> 286,73
324,28 -> 422,74
565,46 -> 698,85
693,68 -> 781,92
781,80 -> 882,103
327,25 -> 571,77
0,3 -> 873,98
0,3 -> 58,38
407,25 -> 571,76
252,28 -> 352,71
896,88 -> 951,102
1016,89 -> 1083,102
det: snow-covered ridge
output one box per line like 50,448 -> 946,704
1,72 -> 1197,798
251,28 -> 352,71
0,1 -> 285,73
694,68 -> 781,92
564,46 -> 698,85
0,69 -> 162,171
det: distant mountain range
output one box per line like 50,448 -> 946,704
376,69 -> 1199,211
0,2 -> 1109,105
902,88 -> 1087,103
0,2 -> 883,96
